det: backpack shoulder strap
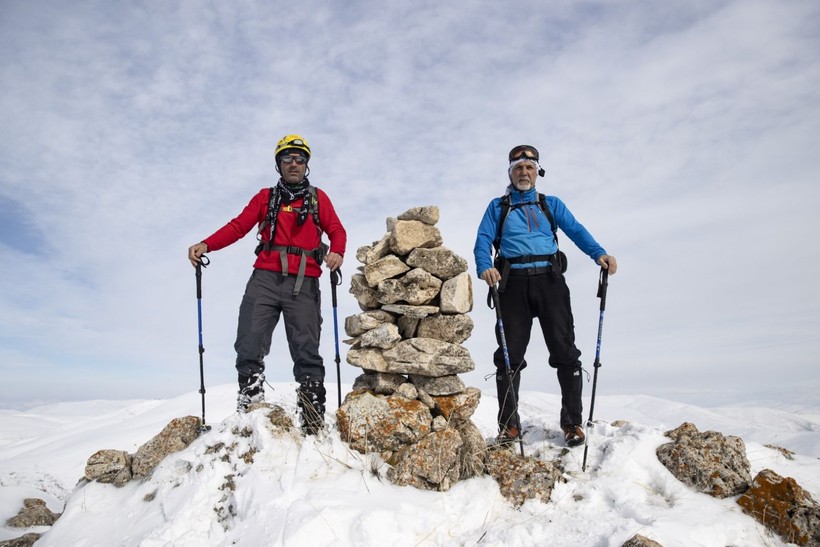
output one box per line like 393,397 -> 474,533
258,186 -> 277,236
307,185 -> 321,234
493,194 -> 512,252
537,193 -> 557,239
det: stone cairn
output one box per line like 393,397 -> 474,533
337,206 -> 486,492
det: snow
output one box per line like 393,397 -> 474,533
1,384 -> 818,546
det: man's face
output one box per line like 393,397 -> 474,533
510,160 -> 537,191
280,152 -> 307,184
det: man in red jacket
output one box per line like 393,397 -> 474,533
188,134 -> 346,434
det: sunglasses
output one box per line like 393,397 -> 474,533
509,147 -> 539,161
280,155 -> 308,165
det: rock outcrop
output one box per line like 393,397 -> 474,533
84,415 -> 204,486
621,534 -> 664,547
737,468 -> 820,546
483,447 -> 563,507
655,422 -> 751,498
5,498 -> 60,528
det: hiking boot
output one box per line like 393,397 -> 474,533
296,379 -> 326,435
496,426 -> 520,447
562,425 -> 585,447
495,368 -> 521,437
237,374 -> 265,413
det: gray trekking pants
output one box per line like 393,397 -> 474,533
234,269 -> 324,383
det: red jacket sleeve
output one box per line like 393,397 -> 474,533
316,188 -> 347,257
201,189 -> 267,252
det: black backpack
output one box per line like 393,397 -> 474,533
492,192 -> 567,291
493,192 -> 558,253
255,185 -> 322,253
254,185 -> 327,296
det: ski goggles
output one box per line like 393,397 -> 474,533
280,155 -> 308,165
508,145 -> 540,162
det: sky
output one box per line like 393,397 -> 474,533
1,384 -> 818,546
1,0 -> 819,408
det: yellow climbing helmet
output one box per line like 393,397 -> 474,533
275,134 -> 311,160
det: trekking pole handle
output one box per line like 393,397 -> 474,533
489,286 -> 505,330
597,267 -> 608,311
330,268 -> 342,307
195,255 -> 210,299
489,286 -> 500,316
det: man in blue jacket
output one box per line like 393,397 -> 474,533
473,144 -> 617,447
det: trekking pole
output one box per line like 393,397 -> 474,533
330,268 -> 343,408
489,286 -> 525,457
195,255 -> 212,433
582,267 -> 609,471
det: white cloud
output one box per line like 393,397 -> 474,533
1,0 -> 818,405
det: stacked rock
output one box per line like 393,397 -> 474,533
337,206 -> 486,491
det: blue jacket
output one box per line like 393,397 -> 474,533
473,186 -> 607,275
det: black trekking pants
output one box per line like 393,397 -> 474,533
493,271 -> 583,428
234,269 -> 324,384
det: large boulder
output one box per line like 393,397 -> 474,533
381,304 -> 440,318
364,255 -> 410,287
439,272 -> 473,314
410,374 -> 465,396
355,233 -> 391,265
737,468 -> 820,546
345,310 -> 396,337
382,338 -> 475,376
131,416 -> 202,479
405,247 -> 467,279
359,323 -> 402,349
349,273 -> 381,310
388,428 -> 463,491
84,449 -> 133,486
397,206 -> 440,225
377,268 -> 442,306
336,391 -> 433,455
390,220 -> 442,256
347,338 -> 475,377
430,387 -> 481,423
0,532 -> 42,546
484,447 -> 563,507
5,498 -> 60,528
622,535 -> 664,547
655,422 -> 751,498
352,372 -> 407,395
417,314 -> 474,344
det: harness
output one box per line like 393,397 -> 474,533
255,185 -> 328,296
493,192 -> 566,292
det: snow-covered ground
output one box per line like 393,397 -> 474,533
1,384 -> 818,546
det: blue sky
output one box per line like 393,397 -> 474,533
1,0 -> 818,408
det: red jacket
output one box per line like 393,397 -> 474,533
203,186 -> 346,278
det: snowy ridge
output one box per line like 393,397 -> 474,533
1,384 -> 818,546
